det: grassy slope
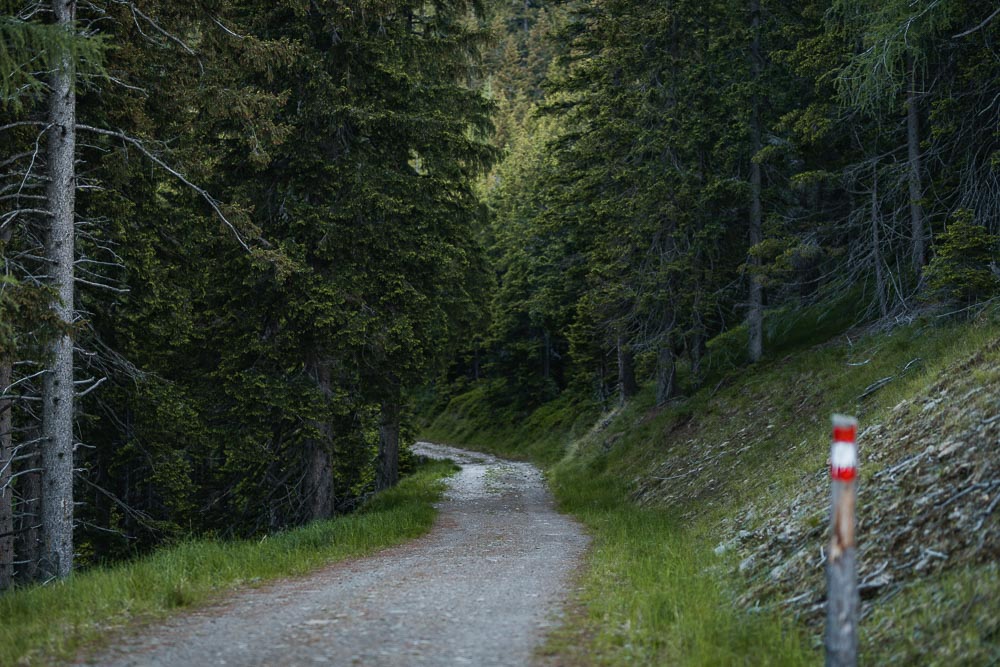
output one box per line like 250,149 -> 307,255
0,459 -> 456,666
422,310 -> 1000,665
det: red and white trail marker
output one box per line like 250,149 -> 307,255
830,415 -> 858,483
826,413 -> 859,667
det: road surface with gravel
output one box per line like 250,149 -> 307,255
78,443 -> 589,667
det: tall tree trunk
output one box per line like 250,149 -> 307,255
906,58 -> 926,273
747,0 -> 764,364
872,164 -> 888,318
303,357 -> 334,521
655,346 -> 676,406
0,359 -> 13,590
304,442 -> 333,521
17,450 -> 42,583
376,399 -> 401,491
542,329 -> 551,380
40,0 -> 77,581
616,334 -> 637,405
596,360 -> 610,408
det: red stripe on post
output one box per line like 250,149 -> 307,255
832,424 -> 856,443
831,466 -> 857,482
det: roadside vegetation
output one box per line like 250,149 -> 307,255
422,308 -> 1000,665
0,459 -> 455,666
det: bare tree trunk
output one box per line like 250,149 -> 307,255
17,449 -> 42,583
906,59 -> 926,273
747,0 -> 764,364
596,360 -> 610,408
616,334 -> 637,405
655,346 -> 676,406
872,164 -> 888,318
40,0 -> 77,581
376,399 -> 401,491
0,359 -> 13,590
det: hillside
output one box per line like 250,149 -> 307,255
421,310 -> 1000,665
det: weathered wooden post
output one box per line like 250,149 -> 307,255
826,414 -> 859,667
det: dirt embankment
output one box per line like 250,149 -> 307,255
627,332 -> 999,661
730,338 -> 999,651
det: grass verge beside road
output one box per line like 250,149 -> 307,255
0,458 -> 456,666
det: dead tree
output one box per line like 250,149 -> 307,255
746,0 -> 764,363
40,0 -> 78,581
0,358 -> 13,589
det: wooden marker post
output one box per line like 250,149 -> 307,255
826,414 -> 859,667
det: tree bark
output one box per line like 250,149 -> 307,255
906,58 -> 926,273
376,399 -> 401,491
17,450 -> 42,583
40,0 -> 77,581
872,164 -> 888,318
303,356 -> 334,521
0,359 -> 13,590
655,346 -> 676,406
616,334 -> 637,405
747,0 -> 764,364
304,442 -> 334,521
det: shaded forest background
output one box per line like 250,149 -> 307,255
1,0 -> 998,588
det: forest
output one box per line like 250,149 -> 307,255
1,0 -> 998,592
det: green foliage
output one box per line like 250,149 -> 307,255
924,211 -> 1000,304
1,0 -> 498,579
830,0 -> 962,111
0,13 -> 108,110
0,277 -> 64,360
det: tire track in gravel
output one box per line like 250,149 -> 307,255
78,443 -> 589,667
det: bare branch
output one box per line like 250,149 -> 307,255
953,7 -> 1000,39
76,124 -> 255,251
74,377 -> 106,397
0,121 -> 48,133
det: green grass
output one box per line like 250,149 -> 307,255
423,308 -> 1000,665
0,459 -> 457,666
862,562 -> 1000,666
421,385 -> 596,466
542,472 -> 813,666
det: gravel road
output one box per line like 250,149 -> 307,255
79,443 -> 589,667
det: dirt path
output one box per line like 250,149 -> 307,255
79,443 -> 589,667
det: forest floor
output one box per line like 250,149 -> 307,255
73,443 -> 589,667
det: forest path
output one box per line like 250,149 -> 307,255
78,443 -> 589,667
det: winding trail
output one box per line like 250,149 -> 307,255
79,443 -> 589,667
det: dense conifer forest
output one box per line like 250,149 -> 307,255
1,0 -> 998,590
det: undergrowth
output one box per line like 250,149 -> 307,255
0,459 -> 456,666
